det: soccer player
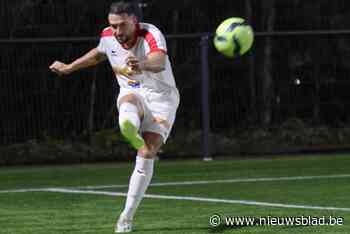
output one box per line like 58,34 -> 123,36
49,1 -> 179,233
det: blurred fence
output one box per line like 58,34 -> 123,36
0,35 -> 203,156
2,30 -> 350,159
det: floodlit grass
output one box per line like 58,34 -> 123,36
0,154 -> 349,233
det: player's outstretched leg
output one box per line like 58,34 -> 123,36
119,102 -> 145,150
115,132 -> 162,233
115,155 -> 154,233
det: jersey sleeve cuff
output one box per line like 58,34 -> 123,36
147,48 -> 167,56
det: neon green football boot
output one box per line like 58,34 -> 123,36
120,120 -> 145,150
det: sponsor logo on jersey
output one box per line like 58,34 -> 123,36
127,79 -> 141,88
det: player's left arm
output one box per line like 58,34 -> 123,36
127,27 -> 168,74
127,51 -> 166,73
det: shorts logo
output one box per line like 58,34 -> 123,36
127,79 -> 141,88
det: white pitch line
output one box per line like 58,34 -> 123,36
76,174 -> 350,190
39,188 -> 350,212
1,174 -> 350,193
0,188 -> 50,193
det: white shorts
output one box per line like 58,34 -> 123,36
117,87 -> 180,143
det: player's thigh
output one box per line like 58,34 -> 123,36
138,132 -> 163,158
117,90 -> 145,117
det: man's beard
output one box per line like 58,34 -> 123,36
116,35 -> 130,44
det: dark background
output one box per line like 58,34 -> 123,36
2,0 -> 350,164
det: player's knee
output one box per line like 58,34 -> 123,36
138,145 -> 158,159
138,132 -> 163,158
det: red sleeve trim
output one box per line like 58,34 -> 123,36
147,48 -> 167,56
140,29 -> 162,51
100,28 -> 113,37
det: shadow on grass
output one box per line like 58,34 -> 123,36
135,226 -> 208,233
208,223 -> 252,233
135,224 -> 248,233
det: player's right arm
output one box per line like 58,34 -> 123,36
49,48 -> 106,76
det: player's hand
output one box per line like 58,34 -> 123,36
126,56 -> 142,74
49,61 -> 73,76
112,65 -> 141,78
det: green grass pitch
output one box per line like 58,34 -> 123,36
0,154 -> 349,233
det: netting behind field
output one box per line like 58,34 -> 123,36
2,32 -> 350,158
0,37 -> 203,157
0,40 -> 113,144
208,32 -> 350,156
209,33 -> 350,128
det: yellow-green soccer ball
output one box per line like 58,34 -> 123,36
213,17 -> 254,58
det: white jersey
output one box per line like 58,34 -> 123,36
97,23 -> 177,92
97,23 -> 179,142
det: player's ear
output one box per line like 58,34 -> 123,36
131,15 -> 138,24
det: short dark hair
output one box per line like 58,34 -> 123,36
109,1 -> 137,16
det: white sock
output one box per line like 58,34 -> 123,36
120,156 -> 154,221
118,102 -> 140,130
